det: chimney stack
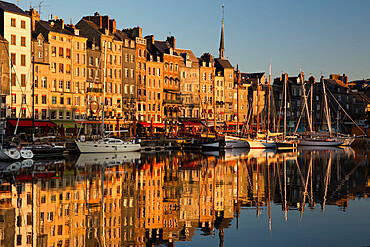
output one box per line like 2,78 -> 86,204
166,36 -> 175,49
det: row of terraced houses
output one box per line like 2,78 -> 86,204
0,1 -> 369,137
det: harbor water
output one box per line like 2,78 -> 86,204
0,146 -> 369,246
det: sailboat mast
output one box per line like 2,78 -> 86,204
256,77 -> 259,134
322,80 -> 332,135
284,74 -> 287,138
102,42 -> 107,138
310,82 -> 313,132
299,68 -> 312,133
267,63 -> 271,136
236,66 -> 239,134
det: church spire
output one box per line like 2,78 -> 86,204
219,4 -> 225,60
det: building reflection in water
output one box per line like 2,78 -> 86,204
0,146 -> 368,246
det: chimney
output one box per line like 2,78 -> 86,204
145,35 -> 154,50
109,19 -> 116,34
54,19 -> 65,29
132,27 -> 142,38
26,8 -> 40,32
308,76 -> 315,84
166,36 -> 175,49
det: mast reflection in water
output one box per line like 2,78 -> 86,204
0,147 -> 369,246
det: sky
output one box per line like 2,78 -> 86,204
12,0 -> 370,81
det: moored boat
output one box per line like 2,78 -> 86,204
75,138 -> 141,153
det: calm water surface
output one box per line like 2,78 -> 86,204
0,146 -> 369,247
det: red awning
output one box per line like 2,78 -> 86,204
138,122 -> 165,128
225,122 -> 244,125
182,121 -> 203,127
7,119 -> 56,127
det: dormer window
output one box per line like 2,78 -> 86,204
38,39 -> 42,47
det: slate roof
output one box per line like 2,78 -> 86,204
153,40 -> 179,56
37,20 -> 74,39
115,29 -> 133,41
175,48 -> 198,63
0,0 -> 29,16
324,79 -> 349,90
214,58 -> 233,69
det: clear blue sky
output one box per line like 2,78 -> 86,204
13,0 -> 370,81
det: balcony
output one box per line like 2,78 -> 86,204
163,99 -> 182,105
86,87 -> 102,93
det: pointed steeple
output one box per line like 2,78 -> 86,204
219,4 -> 225,60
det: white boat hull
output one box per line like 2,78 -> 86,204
246,139 -> 276,149
75,140 -> 141,153
225,136 -> 249,149
298,139 -> 343,146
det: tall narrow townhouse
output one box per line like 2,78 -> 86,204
122,27 -> 147,123
199,54 -> 215,127
145,51 -> 164,130
0,1 -> 31,118
146,35 -> 180,133
175,48 -> 200,120
76,13 -> 123,132
214,71 -> 225,122
214,59 -> 234,123
35,18 -> 87,130
115,30 -> 136,130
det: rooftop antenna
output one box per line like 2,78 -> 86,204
38,1 -> 49,20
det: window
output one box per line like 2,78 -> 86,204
52,96 -> 56,104
66,64 -> 71,74
59,64 -> 64,73
21,36 -> 26,47
21,20 -> 26,28
130,54 -> 134,63
59,47 -> 63,57
11,94 -> 16,104
11,18 -> 16,27
51,63 -> 56,73
59,80 -> 63,90
11,35 -> 16,45
42,95 -> 47,104
66,48 -> 71,58
59,110 -> 63,119
17,235 -> 22,245
21,74 -> 26,87
89,57 -> 93,65
52,46 -> 56,57
21,54 -> 26,66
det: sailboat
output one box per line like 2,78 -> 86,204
297,71 -> 343,146
75,42 -> 141,153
